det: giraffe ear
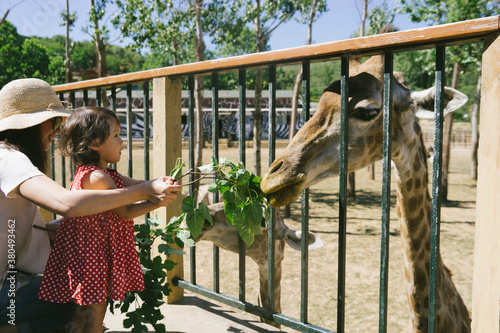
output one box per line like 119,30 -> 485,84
283,229 -> 325,251
411,86 -> 468,118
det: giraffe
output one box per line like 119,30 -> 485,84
260,55 -> 471,332
192,195 -> 324,327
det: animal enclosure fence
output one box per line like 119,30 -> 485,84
48,16 -> 500,333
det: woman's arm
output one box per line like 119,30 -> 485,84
16,174 -> 181,217
81,170 -> 180,219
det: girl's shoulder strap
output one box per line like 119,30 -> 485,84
70,165 -> 102,190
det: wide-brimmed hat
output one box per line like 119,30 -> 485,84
0,78 -> 72,132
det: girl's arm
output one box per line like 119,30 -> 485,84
16,174 -> 181,218
81,170 -> 180,220
120,174 -> 147,187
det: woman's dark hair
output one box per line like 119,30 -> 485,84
60,106 -> 120,166
0,125 -> 47,173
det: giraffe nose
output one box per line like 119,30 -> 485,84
268,160 -> 284,175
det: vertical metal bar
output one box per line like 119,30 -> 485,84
83,90 -> 88,106
238,68 -> 247,303
96,88 -> 102,107
143,81 -> 150,181
59,93 -> 66,189
212,72 -> 220,293
379,52 -> 394,333
188,76 -> 196,285
143,80 -> 150,222
337,56 -> 349,333
429,45 -> 446,333
268,64 -> 277,313
70,92 -> 76,178
50,142 -> 56,219
110,86 -> 118,170
301,60 -> 310,324
126,84 -> 133,178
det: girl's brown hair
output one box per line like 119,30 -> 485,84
60,106 -> 120,166
0,125 -> 48,173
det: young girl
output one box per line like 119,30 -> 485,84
38,106 -> 178,332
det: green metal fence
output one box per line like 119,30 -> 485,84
50,16 -> 500,333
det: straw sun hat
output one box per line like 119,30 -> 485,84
0,78 -> 71,132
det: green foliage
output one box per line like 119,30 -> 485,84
367,1 -> 396,35
110,214 -> 193,332
171,157 -> 269,246
113,0 -> 195,65
0,21 -> 59,86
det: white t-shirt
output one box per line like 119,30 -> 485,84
0,143 -> 51,287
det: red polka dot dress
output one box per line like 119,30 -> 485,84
38,165 -> 144,305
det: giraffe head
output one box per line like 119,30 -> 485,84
261,55 -> 467,207
194,202 -> 324,253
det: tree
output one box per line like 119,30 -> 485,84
113,0 -> 207,172
398,0 -> 495,200
0,21 -> 60,86
61,0 -> 77,83
206,0 -> 304,176
87,0 -> 109,78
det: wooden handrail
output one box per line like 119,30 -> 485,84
53,16 -> 499,93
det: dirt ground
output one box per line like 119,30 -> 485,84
179,144 -> 476,333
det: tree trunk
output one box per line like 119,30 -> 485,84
0,9 -> 9,26
470,71 -> 481,179
194,0 -> 205,172
253,0 -> 263,176
91,0 -> 107,79
65,0 -> 72,83
441,61 -> 460,201
360,0 -> 368,37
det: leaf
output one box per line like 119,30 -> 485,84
238,226 -> 255,245
167,213 -> 186,227
176,229 -> 195,248
182,195 -> 196,212
198,162 -> 214,173
219,157 -> 232,165
186,208 -> 206,239
170,158 -> 185,179
197,201 -> 213,224
207,182 -> 218,193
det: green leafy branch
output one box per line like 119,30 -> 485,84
171,156 -> 270,246
109,214 -> 194,333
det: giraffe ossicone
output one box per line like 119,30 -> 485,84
261,54 -> 471,332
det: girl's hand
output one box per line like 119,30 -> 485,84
159,177 -> 182,206
148,177 -> 182,205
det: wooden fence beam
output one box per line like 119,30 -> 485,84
472,32 -> 500,333
152,77 -> 184,304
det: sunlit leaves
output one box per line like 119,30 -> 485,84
180,157 -> 268,246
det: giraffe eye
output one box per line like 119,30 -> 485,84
351,107 -> 381,121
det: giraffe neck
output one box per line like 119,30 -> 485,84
392,130 -> 470,332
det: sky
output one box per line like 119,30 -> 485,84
1,0 -> 429,53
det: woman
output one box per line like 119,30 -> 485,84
0,78 -> 182,333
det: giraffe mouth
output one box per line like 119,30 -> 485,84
263,174 -> 306,207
